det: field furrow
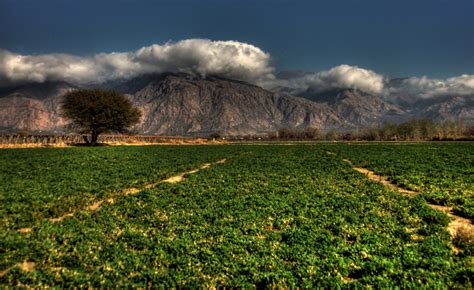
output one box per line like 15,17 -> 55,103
1,144 -> 473,287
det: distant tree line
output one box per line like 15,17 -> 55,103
337,119 -> 471,141
257,119 -> 473,141
269,127 -> 321,140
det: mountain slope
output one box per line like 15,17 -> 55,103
0,82 -> 75,132
417,95 -> 474,123
123,74 -> 347,135
0,74 -> 471,135
300,88 -> 407,126
0,74 -> 348,135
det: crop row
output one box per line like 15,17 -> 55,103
321,142 -> 474,219
0,145 -> 233,230
1,145 -> 471,287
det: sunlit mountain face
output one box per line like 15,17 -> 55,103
1,69 -> 472,135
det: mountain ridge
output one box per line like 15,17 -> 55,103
0,73 -> 472,135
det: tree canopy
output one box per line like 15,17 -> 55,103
61,89 -> 141,145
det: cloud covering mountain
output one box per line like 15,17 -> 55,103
265,65 -> 385,95
0,39 -> 273,86
387,75 -> 474,98
0,39 -> 473,99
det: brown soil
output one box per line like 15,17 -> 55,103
18,261 -> 36,272
162,175 -> 185,184
49,213 -> 74,223
162,160 -> 225,184
441,211 -> 473,238
342,276 -> 357,284
87,201 -> 104,211
122,187 -> 141,195
428,204 -> 452,214
0,261 -> 36,278
0,269 -> 7,278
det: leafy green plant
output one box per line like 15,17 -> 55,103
1,144 -> 472,287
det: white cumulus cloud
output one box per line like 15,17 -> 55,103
0,50 -> 98,84
267,65 -> 474,98
387,75 -> 474,98
1,39 -> 473,99
0,39 -> 274,85
266,65 -> 386,95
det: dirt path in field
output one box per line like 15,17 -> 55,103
341,158 -> 416,196
0,261 -> 36,278
330,152 -> 473,242
17,159 -> 226,233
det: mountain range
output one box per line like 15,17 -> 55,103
0,73 -> 472,136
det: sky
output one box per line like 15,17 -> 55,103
1,0 -> 473,78
0,0 -> 473,97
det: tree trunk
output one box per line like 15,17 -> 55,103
83,135 -> 90,144
91,131 -> 99,145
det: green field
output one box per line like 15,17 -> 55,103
1,143 -> 473,287
324,143 -> 474,219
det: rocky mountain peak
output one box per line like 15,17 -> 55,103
0,73 -> 472,135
